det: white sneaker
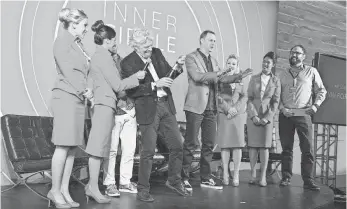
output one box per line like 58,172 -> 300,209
183,180 -> 193,192
200,178 -> 223,190
119,182 -> 138,194
105,184 -> 120,197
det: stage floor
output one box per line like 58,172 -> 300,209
1,170 -> 342,209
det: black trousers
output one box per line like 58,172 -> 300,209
279,113 -> 315,182
157,132 -> 170,161
182,110 -> 217,180
137,100 -> 183,192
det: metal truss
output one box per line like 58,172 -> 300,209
313,124 -> 339,189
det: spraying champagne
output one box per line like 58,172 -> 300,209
166,55 -> 186,80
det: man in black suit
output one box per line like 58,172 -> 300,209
121,28 -> 189,202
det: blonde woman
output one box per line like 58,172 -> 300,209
49,8 -> 93,208
217,54 -> 248,186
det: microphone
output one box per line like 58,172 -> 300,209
218,67 -> 232,77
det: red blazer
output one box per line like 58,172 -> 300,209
52,29 -> 91,100
89,46 -> 139,110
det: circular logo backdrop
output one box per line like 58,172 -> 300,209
2,1 -> 277,121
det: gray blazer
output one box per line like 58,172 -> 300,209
52,29 -> 92,100
247,73 -> 281,121
184,49 -> 243,114
90,46 -> 139,110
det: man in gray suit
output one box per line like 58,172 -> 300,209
182,30 -> 252,191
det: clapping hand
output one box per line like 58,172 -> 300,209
259,118 -> 269,126
227,107 -> 238,119
252,116 -> 261,126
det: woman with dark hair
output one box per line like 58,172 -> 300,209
217,54 -> 248,186
84,20 -> 145,204
246,51 -> 281,187
48,8 -> 92,208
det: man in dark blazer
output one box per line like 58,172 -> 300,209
121,28 -> 189,202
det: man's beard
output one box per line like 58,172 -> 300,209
289,57 -> 301,66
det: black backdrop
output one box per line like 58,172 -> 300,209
312,53 -> 346,126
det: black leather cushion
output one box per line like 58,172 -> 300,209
1,115 -> 55,162
12,159 -> 52,174
1,114 -> 89,173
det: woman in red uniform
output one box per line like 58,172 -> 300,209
84,20 -> 145,204
48,8 -> 93,208
217,54 -> 248,186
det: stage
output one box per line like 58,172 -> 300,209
1,170 -> 341,209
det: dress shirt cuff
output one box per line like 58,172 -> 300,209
151,82 -> 157,90
313,103 -> 320,109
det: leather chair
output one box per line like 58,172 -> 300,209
1,114 -> 89,199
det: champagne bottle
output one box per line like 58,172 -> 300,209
166,59 -> 184,79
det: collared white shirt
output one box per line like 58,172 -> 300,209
260,73 -> 271,100
277,65 -> 326,109
137,53 -> 167,97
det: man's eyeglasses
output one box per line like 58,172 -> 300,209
290,51 -> 304,56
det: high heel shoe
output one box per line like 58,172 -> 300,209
249,170 -> 257,185
248,177 -> 257,185
222,171 -> 230,186
258,180 -> 267,187
222,177 -> 230,186
47,191 -> 71,209
228,167 -> 233,180
61,192 -> 80,208
85,185 -> 111,204
232,173 -> 239,187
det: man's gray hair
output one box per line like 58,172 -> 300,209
129,28 -> 154,49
